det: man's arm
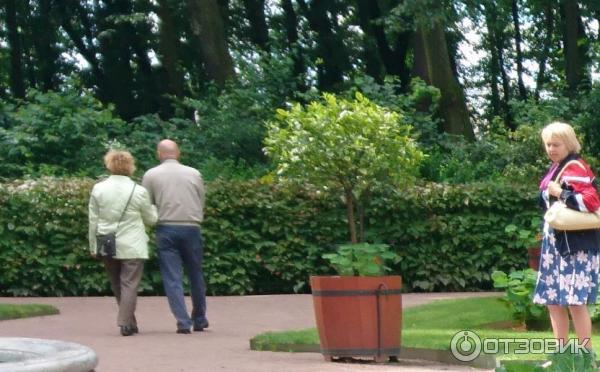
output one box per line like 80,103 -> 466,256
88,192 -> 99,256
141,173 -> 155,204
139,187 -> 158,226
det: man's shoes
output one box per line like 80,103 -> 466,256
120,325 -> 135,336
193,320 -> 209,332
176,328 -> 191,334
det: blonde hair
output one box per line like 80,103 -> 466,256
104,150 -> 135,176
541,121 -> 581,154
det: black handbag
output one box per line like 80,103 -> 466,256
96,232 -> 117,257
96,184 -> 136,258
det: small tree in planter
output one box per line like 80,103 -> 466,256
265,93 -> 423,362
264,92 -> 423,244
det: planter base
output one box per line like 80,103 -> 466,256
322,347 -> 400,363
310,275 -> 402,362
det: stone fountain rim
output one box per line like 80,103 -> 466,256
0,337 -> 98,372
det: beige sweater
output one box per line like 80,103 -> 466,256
142,159 -> 205,225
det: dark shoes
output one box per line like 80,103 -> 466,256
193,320 -> 209,332
177,320 -> 209,333
120,325 -> 135,336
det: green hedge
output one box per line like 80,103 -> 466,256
0,178 -> 537,296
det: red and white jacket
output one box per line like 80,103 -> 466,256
556,157 -> 600,213
540,154 -> 600,257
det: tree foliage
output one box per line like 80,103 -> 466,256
265,93 -> 423,243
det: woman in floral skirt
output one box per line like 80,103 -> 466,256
533,121 -> 600,350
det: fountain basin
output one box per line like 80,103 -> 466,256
0,338 -> 97,372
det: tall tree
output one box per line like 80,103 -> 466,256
187,0 -> 236,87
57,0 -> 106,91
30,0 -> 60,91
242,0 -> 270,51
356,0 -> 412,87
482,2 -> 501,120
534,1 -> 555,101
477,0 -> 513,128
5,0 -> 25,98
560,0 -> 590,95
297,0 -> 350,90
355,0 -> 385,81
420,20 -> 474,139
511,0 -> 527,100
157,0 -> 185,99
281,0 -> 306,85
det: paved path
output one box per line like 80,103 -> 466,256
0,293 -> 497,372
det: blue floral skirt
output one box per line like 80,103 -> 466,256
533,223 -> 600,305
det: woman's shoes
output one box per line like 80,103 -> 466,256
120,325 -> 135,336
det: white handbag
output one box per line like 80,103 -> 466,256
543,160 -> 600,231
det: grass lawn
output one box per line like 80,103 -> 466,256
251,296 -> 599,363
0,303 -> 59,320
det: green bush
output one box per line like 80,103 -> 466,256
491,268 -> 548,329
0,177 -> 536,296
0,90 -> 126,178
322,243 -> 400,276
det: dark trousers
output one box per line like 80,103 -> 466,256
103,258 -> 144,327
156,225 -> 207,330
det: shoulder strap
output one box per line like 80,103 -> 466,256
116,183 -> 136,229
553,160 -> 586,182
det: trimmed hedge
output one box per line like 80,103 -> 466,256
0,178 -> 536,296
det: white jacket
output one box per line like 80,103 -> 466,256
88,175 -> 157,259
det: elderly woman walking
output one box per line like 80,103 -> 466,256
88,150 -> 157,336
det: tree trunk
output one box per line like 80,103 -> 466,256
420,23 -> 474,139
411,30 -> 430,84
344,187 -> 358,244
32,0 -> 59,91
497,41 -> 514,130
130,29 -> 161,114
217,0 -> 230,37
535,2 -> 554,101
356,0 -> 384,81
357,0 -> 411,88
57,0 -> 107,100
187,0 -> 236,87
242,0 -> 269,51
297,0 -> 349,91
281,0 -> 305,83
6,0 -> 26,98
392,32 -> 413,89
560,0 -> 590,95
96,0 -> 138,119
484,3 -> 501,119
511,0 -> 527,100
157,0 -> 185,98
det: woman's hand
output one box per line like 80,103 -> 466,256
547,181 -> 563,198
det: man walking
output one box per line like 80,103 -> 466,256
142,139 -> 209,334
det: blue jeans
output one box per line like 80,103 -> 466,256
156,225 -> 207,329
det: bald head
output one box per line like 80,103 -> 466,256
157,139 -> 180,161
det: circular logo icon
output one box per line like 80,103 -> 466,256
450,330 -> 481,362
